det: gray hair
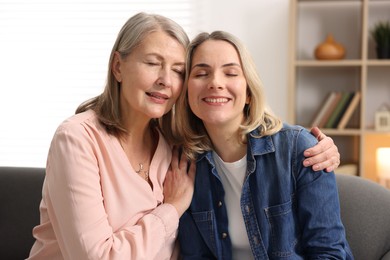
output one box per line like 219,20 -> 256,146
77,12 -> 189,141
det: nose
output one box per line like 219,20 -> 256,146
208,74 -> 224,90
156,67 -> 172,88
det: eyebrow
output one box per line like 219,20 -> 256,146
191,62 -> 241,70
145,53 -> 185,66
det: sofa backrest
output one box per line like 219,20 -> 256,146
0,167 -> 45,260
1,167 -> 389,259
336,174 -> 390,260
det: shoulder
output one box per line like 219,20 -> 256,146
268,123 -> 317,151
248,123 -> 314,155
277,123 -> 304,134
280,123 -> 317,151
56,110 -> 100,134
53,110 -> 107,143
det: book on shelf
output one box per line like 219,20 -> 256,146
333,92 -> 356,128
337,91 -> 361,129
325,91 -> 354,129
317,92 -> 342,128
310,92 -> 337,127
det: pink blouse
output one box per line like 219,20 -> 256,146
28,110 -> 179,260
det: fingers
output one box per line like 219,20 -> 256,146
326,151 -> 340,172
171,146 -> 190,171
187,160 -> 196,182
171,146 -> 179,168
304,130 -> 333,157
310,126 -> 323,141
179,148 -> 188,170
304,129 -> 341,172
303,143 -> 340,172
304,152 -> 340,172
163,149 -> 196,217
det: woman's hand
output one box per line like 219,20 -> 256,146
303,127 -> 340,172
163,147 -> 196,217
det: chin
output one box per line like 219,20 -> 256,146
147,110 -> 168,119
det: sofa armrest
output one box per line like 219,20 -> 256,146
336,174 -> 390,260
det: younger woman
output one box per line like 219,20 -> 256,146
176,31 -> 353,259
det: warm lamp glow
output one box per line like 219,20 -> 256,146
377,148 -> 390,188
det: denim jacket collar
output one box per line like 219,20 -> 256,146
197,128 -> 276,176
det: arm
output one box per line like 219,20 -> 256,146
296,130 -> 352,259
45,126 -> 189,259
303,127 -> 340,172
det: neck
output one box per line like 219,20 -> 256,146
124,123 -> 153,150
205,124 -> 247,163
121,125 -> 156,155
119,125 -> 157,184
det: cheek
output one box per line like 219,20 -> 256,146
187,79 -> 203,97
187,85 -> 200,113
234,80 -> 249,102
172,80 -> 184,100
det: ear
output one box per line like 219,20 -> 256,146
112,51 -> 122,82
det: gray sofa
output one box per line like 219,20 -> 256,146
0,167 -> 389,259
336,174 -> 390,260
0,167 -> 45,260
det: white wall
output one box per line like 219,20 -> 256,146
0,1 -> 291,167
199,0 -> 290,121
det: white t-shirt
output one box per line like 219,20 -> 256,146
213,152 -> 254,260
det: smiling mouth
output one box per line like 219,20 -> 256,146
203,97 -> 229,103
146,92 -> 168,100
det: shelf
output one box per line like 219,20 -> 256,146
366,60 -> 390,65
364,129 -> 390,134
295,60 -> 390,66
322,129 -> 362,135
289,0 -> 390,181
298,1 -> 362,5
295,2 -> 362,60
295,60 -> 363,66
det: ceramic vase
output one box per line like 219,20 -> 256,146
314,34 -> 346,60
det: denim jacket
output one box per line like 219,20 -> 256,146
178,124 -> 353,260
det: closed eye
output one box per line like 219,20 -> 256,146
225,68 -> 240,77
173,69 -> 185,76
172,64 -> 185,76
146,62 -> 160,66
191,69 -> 208,77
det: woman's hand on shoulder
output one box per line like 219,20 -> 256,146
163,146 -> 196,217
303,127 -> 340,172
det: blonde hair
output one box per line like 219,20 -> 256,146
175,31 -> 282,160
76,12 -> 189,142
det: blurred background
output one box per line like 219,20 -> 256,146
0,0 -> 290,167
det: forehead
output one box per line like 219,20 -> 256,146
137,30 -> 186,60
192,40 -> 240,64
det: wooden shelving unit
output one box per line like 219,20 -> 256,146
289,0 -> 390,182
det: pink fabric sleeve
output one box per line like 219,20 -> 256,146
44,123 -> 179,259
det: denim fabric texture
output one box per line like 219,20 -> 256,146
178,124 -> 354,260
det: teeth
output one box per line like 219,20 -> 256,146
204,98 -> 228,103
